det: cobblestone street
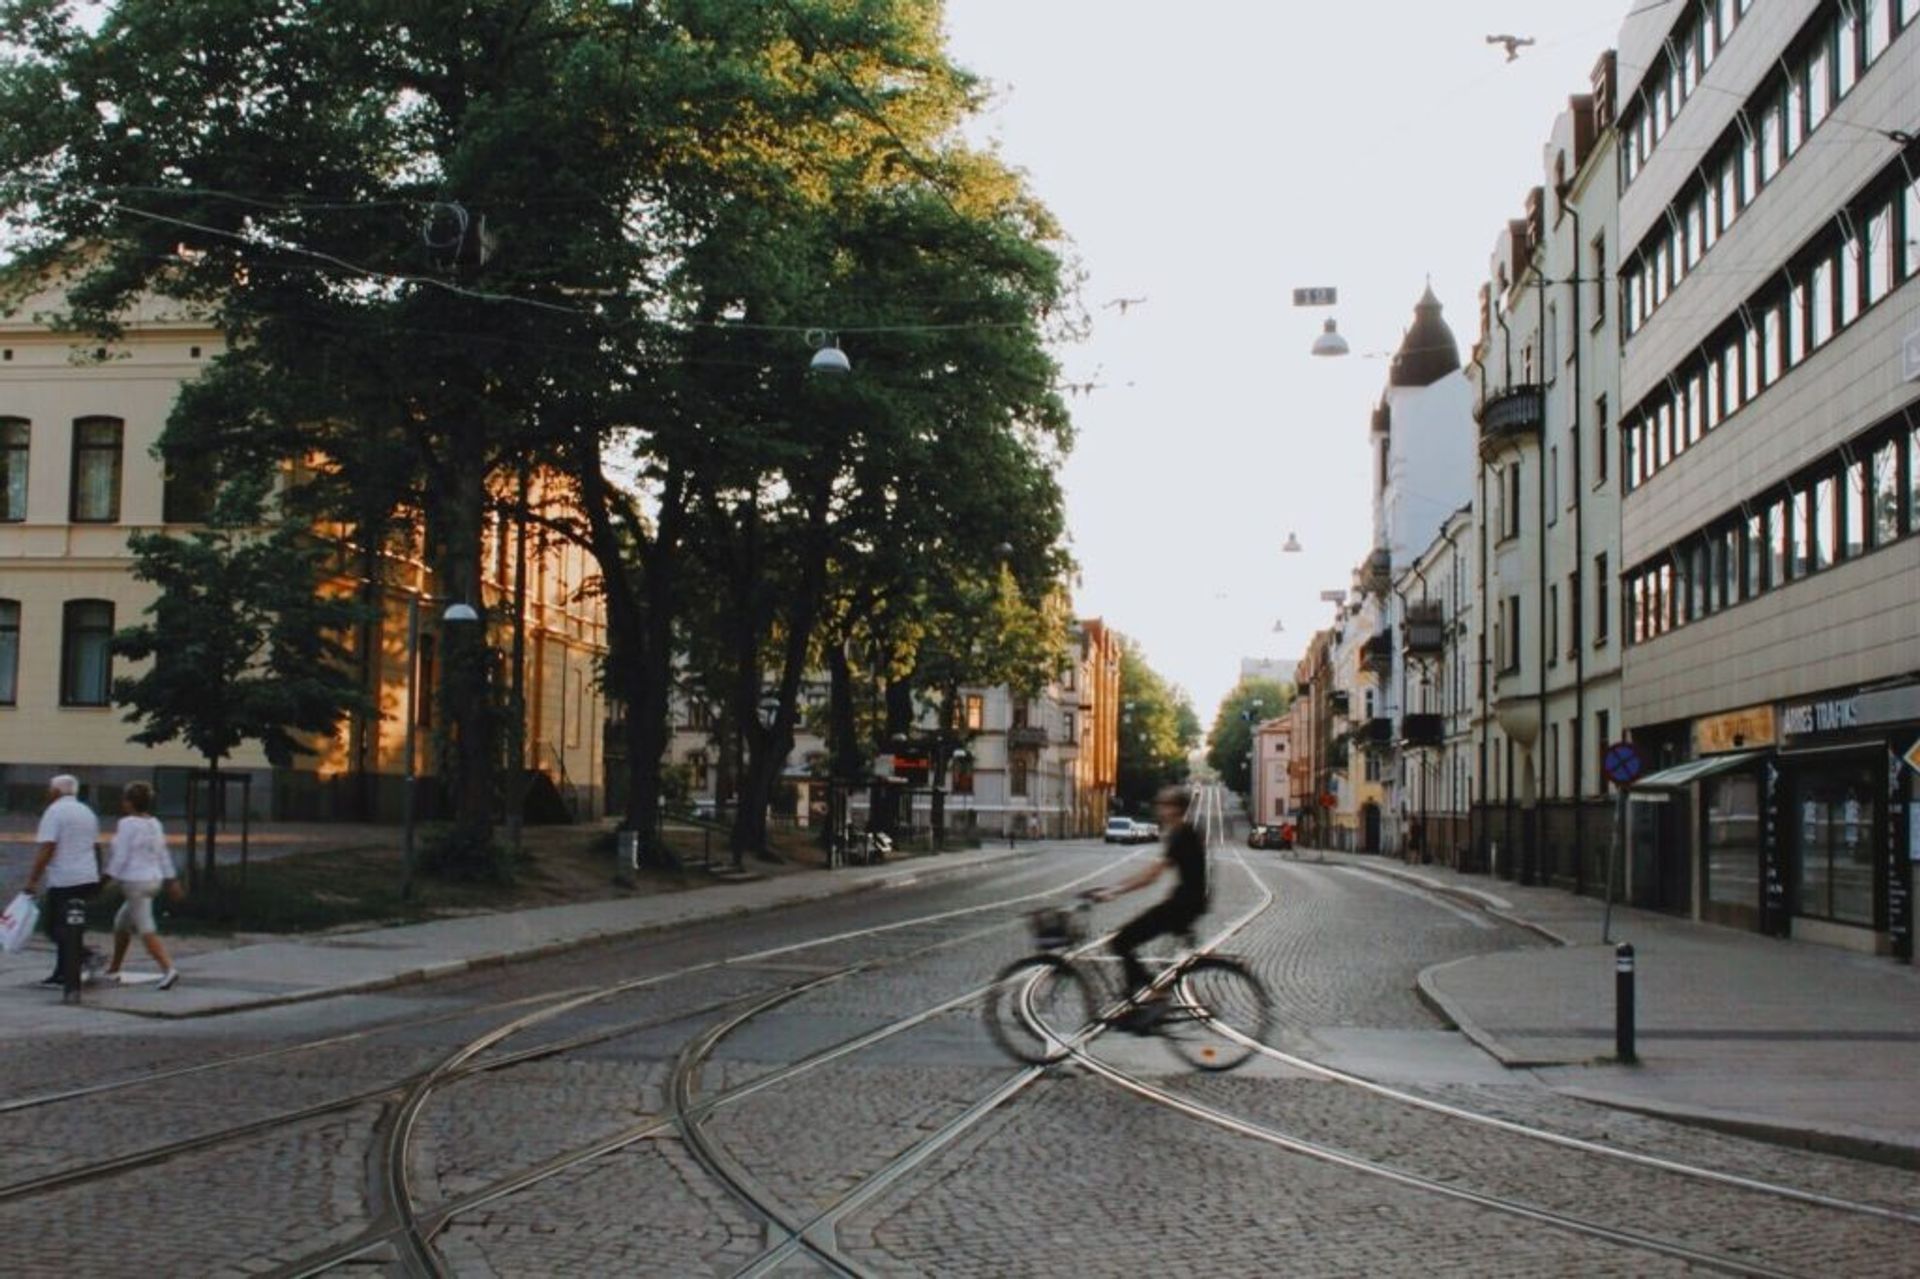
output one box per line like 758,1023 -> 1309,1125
1,819 -> 1915,1277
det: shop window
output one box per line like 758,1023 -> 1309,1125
69,416 -> 123,523
60,599 -> 114,706
1794,768 -> 1875,926
0,599 -> 17,705
0,418 -> 25,521
1705,773 -> 1762,912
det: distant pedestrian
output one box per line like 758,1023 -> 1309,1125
102,782 -> 181,990
22,774 -> 102,995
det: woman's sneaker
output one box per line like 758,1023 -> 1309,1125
156,969 -> 179,991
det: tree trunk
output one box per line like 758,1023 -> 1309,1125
203,757 -> 221,890
438,451 -> 497,870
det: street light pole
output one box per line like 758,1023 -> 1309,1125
402,596 -> 480,902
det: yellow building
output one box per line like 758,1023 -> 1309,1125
0,280 -> 607,820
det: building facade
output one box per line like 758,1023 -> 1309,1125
1613,0 -> 1918,957
0,282 -> 609,820
1468,61 -> 1625,891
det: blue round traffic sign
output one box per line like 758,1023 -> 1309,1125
1603,740 -> 1643,786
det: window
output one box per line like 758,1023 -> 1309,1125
1836,7 -> 1859,99
1864,204 -> 1893,307
60,599 -> 114,706
1912,423 -> 1920,532
1566,570 -> 1581,655
1812,474 -> 1837,572
1547,447 -> 1559,520
1594,553 -> 1610,643
1504,595 -> 1521,672
69,416 -> 123,522
1063,711 -> 1076,745
0,418 -> 25,521
1769,496 -> 1791,584
686,700 -> 713,732
1793,487 -> 1815,577
1548,583 -> 1559,663
965,694 -> 984,731
1905,178 -> 1920,280
1788,276 -> 1809,365
1871,438 -> 1901,546
1595,710 -> 1611,792
568,670 -> 585,748
1843,458 -> 1867,559
1591,234 -> 1607,323
0,599 -> 17,705
1548,723 -> 1561,797
688,752 -> 709,791
1010,756 -> 1029,798
1808,39 -> 1831,131
1595,395 -> 1610,483
1810,256 -> 1834,348
1838,231 -> 1862,328
1746,507 -> 1766,596
1757,96 -> 1781,186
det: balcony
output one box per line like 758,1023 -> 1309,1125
1007,724 -> 1048,751
1362,632 -> 1393,675
1359,717 -> 1394,749
1400,713 -> 1444,748
1477,383 -> 1543,458
1404,602 -> 1444,654
1362,548 -> 1392,597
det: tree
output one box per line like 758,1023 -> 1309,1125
1115,638 -> 1197,814
1206,679 -> 1293,800
112,513 -> 365,889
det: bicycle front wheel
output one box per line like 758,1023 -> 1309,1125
983,954 -> 1096,1066
1164,955 -> 1272,1072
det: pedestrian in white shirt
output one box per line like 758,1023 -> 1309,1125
102,782 -> 181,990
22,774 -> 102,993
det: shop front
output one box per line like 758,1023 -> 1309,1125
1774,682 -> 1918,960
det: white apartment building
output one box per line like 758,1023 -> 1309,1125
1469,60 -> 1626,892
1367,287 -> 1478,858
1250,716 -> 1293,826
1612,0 -> 1919,957
1393,506 -> 1477,864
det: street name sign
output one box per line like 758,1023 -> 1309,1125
1293,287 -> 1338,307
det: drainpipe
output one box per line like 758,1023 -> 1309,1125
1531,248 -> 1549,889
1562,188 -> 1589,895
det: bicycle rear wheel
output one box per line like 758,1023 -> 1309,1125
983,954 -> 1097,1066
1163,955 -> 1272,1072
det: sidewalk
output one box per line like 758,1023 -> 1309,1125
1314,848 -> 1920,1168
0,843 -> 1036,1023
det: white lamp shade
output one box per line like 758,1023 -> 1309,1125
1282,532 -> 1302,553
809,344 -> 851,375
1311,318 -> 1350,357
442,602 -> 480,623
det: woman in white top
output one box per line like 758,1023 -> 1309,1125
103,782 -> 181,989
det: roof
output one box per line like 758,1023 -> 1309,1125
1388,285 -> 1462,388
1632,751 -> 1765,789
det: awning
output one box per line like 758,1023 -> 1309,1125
1633,750 -> 1766,789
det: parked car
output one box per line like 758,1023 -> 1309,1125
1133,821 -> 1159,843
1104,816 -> 1136,845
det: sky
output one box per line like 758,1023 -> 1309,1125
940,0 -> 1639,722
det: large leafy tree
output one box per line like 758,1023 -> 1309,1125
1206,678 -> 1293,800
1115,637 -> 1197,814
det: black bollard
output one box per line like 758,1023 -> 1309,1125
61,895 -> 88,1005
1615,942 -> 1636,1064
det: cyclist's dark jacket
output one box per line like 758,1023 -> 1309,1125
1163,822 -> 1207,912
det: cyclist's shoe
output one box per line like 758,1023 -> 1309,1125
1116,999 -> 1165,1035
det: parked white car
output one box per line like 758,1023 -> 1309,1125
1104,816 -> 1136,845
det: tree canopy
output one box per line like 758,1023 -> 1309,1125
1206,678 -> 1293,799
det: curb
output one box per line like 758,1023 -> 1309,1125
79,845 -> 1034,1021
1551,1086 -> 1920,1173
1334,858 -> 1574,948
1413,955 -> 1591,1069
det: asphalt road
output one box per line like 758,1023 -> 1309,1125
1,789 -> 1913,1277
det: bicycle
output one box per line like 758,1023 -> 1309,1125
983,895 -> 1274,1072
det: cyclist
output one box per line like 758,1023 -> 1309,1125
1092,785 -> 1207,1030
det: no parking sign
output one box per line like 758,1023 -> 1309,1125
1603,740 -> 1643,788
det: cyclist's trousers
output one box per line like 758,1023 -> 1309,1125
1112,898 -> 1203,998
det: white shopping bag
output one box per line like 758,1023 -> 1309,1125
0,892 -> 39,953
